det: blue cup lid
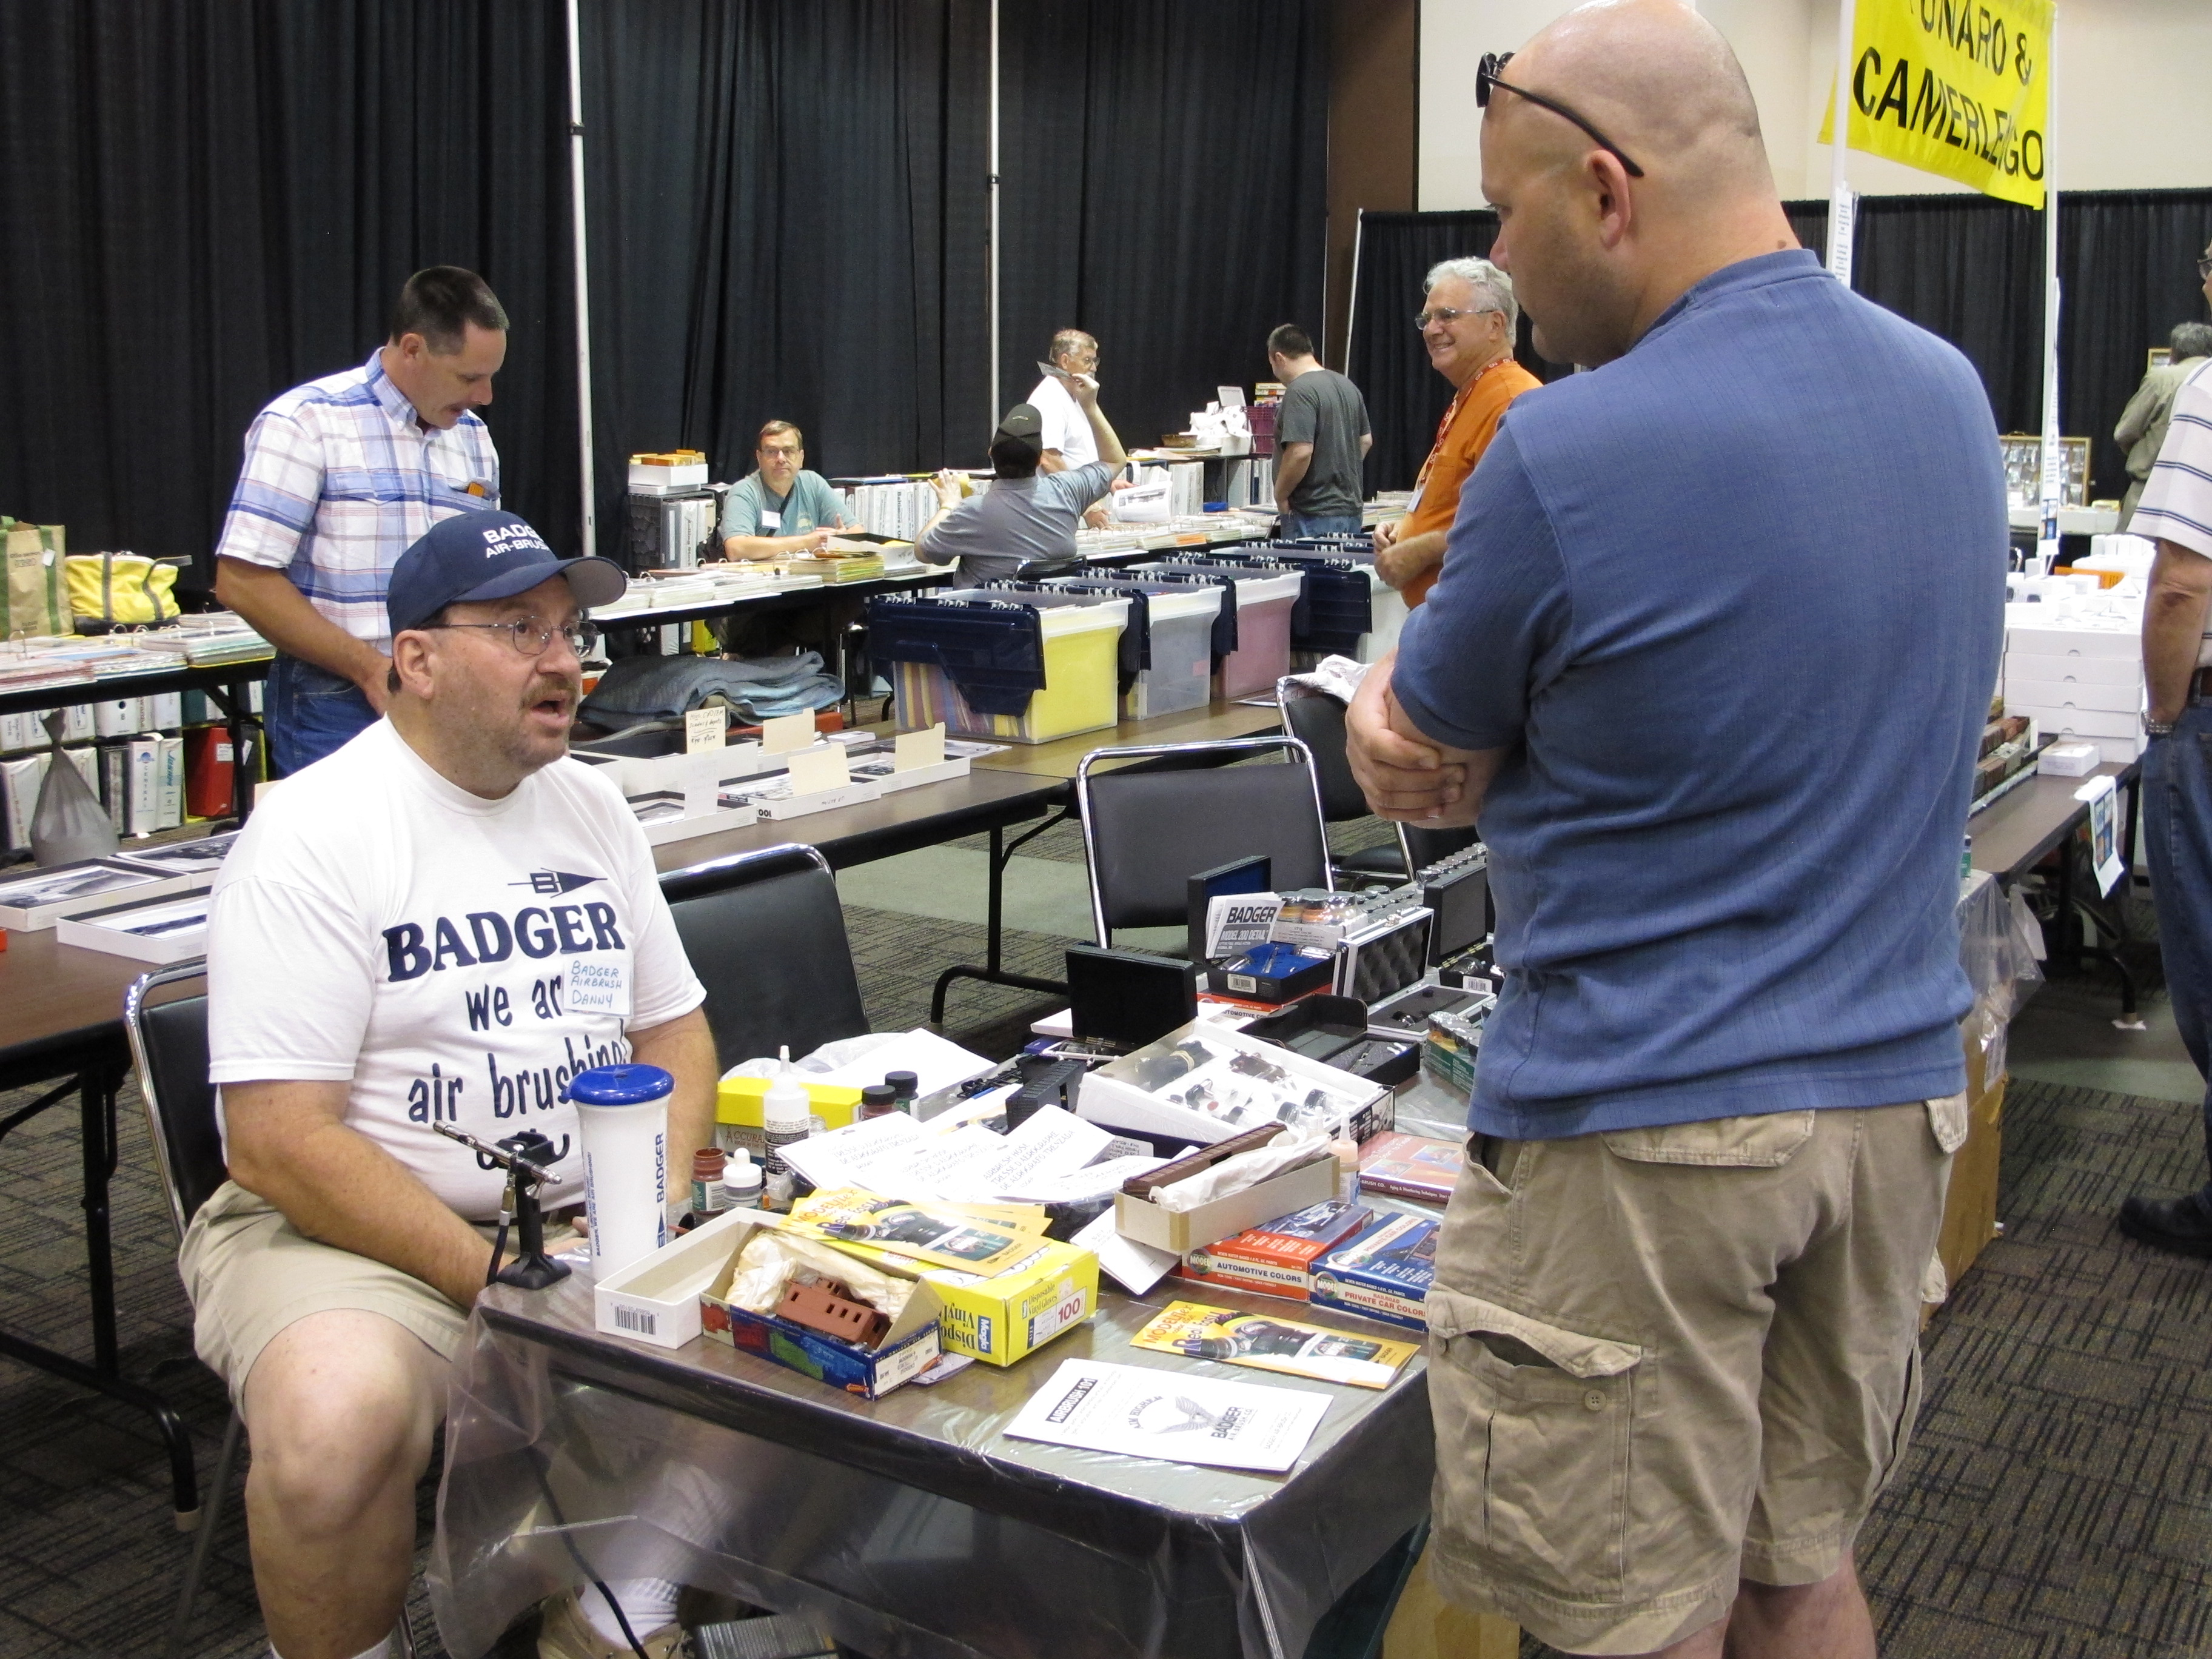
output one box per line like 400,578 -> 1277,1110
563,1063 -> 674,1106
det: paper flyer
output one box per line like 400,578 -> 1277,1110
1130,1302 -> 1417,1389
1003,1359 -> 1332,1473
784,1190 -> 1036,1273
2076,773 -> 2125,897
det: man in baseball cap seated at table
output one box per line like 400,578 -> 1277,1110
183,509 -> 717,1659
916,377 -> 1129,584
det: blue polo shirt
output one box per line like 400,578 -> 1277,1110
1393,249 -> 2006,1139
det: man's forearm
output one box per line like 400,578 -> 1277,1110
2144,540 -> 2212,722
1273,446 -> 1313,510
215,557 -> 389,694
227,1088 -> 497,1310
629,1008 -> 717,1192
722,532 -> 814,561
1376,530 -> 1447,592
1082,400 -> 1128,470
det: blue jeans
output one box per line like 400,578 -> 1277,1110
2143,705 -> 2212,1198
266,654 -> 378,777
1279,512 -> 1364,539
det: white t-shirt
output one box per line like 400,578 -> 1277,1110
1028,375 -> 1098,468
207,720 -> 705,1220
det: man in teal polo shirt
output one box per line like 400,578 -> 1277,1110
719,420 -> 858,560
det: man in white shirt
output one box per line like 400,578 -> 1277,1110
183,510 -> 716,1659
1028,329 -> 1114,529
2119,239 -> 2212,1258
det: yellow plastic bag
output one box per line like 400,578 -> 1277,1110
65,552 -> 179,626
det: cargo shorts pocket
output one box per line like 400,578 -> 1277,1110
1427,1287 -> 1645,1598
1925,1091 -> 1969,1155
1600,1109 -> 1815,1167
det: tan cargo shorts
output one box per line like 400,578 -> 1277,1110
179,1181 -> 475,1396
1424,1096 -> 1965,1655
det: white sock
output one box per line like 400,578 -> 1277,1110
581,1578 -> 681,1644
348,1641 -> 394,1659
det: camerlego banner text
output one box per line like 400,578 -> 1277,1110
1820,0 -> 2051,209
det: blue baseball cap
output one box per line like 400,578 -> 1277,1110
387,510 -> 627,636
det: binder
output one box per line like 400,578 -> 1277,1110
155,735 -> 184,829
127,737 -> 159,835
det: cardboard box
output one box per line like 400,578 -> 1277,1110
716,1077 -> 863,1155
1310,1213 -> 1439,1333
2003,623 -> 2139,660
1076,1018 -> 1392,1147
2003,677 -> 2140,716
1926,1079 -> 2005,1325
1177,1198 -> 1374,1300
2018,705 -> 2136,740
699,1216 -> 943,1398
594,1205 -> 760,1350
2000,649 -> 2141,687
909,1238 -> 1100,1366
1114,1153 -> 1341,1255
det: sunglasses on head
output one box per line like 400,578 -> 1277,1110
1477,52 -> 1645,179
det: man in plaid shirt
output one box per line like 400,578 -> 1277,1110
216,267 -> 507,774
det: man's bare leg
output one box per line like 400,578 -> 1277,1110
1722,1554 -> 1876,1659
241,1309 -> 448,1659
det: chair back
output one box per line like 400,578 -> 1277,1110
659,843 -> 870,1070
124,963 -> 225,1242
1278,680 -> 1370,823
1078,737 -> 1330,941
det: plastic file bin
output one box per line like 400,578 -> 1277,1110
1042,578 -> 1222,719
1261,543 -> 1406,665
882,591 -> 1128,744
1133,561 -> 1304,700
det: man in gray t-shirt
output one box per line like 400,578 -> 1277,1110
1268,323 -> 1372,537
917,374 -> 1128,585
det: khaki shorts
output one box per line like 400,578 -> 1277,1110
1424,1097 -> 1965,1655
179,1181 -> 477,1396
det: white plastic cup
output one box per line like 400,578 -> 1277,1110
566,1064 -> 673,1275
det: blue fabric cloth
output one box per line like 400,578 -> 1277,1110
266,654 -> 378,776
1393,250 -> 2006,1139
1281,512 -> 1364,538
2142,713 -> 2212,1198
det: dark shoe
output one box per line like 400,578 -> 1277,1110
2117,1191 -> 2212,1256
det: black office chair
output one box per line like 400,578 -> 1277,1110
1076,736 -> 1331,946
659,843 -> 871,1069
124,963 -> 283,1659
1278,678 -> 1480,882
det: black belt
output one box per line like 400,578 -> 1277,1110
2194,668 -> 2212,701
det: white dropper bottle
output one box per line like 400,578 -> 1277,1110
760,1047 -> 811,1210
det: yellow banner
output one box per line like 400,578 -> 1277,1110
1820,0 -> 2052,209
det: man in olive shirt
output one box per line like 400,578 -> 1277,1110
719,421 -> 858,560
2116,322 -> 2212,527
1268,324 -> 1372,537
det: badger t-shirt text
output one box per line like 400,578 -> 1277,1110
207,720 -> 705,1219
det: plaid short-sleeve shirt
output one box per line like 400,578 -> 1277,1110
215,350 -> 500,651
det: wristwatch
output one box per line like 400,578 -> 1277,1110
2146,716 -> 2176,737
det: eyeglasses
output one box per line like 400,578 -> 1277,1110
421,618 -> 600,659
1413,305 -> 1502,330
1477,52 -> 1644,179
760,446 -> 802,458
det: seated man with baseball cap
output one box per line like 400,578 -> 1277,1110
916,371 -> 1128,583
184,509 -> 717,1659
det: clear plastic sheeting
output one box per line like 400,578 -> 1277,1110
431,1271 -> 1432,1659
1959,868 -> 2045,1086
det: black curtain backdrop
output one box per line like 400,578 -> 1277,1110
0,1 -> 574,590
997,0 -> 1329,459
0,1 -> 1326,586
1346,210 -> 1570,492
1355,190 -> 2212,498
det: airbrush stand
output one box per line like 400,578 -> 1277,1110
433,1124 -> 573,1290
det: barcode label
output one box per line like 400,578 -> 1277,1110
614,1304 -> 657,1336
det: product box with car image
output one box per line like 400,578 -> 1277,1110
1309,1212 -> 1439,1333
1074,1017 -> 1392,1147
1176,1196 -> 1374,1300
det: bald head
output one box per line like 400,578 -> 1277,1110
1477,0 -> 1796,368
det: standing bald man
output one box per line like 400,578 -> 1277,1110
1347,4 -> 2003,1654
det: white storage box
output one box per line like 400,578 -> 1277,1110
1074,1018 -> 1389,1145
2002,678 -> 2140,716
56,891 -> 212,964
2020,705 -> 2138,741
594,1205 -> 757,1350
2004,624 -> 2140,660
2039,742 -> 2100,777
2002,651 -> 2143,688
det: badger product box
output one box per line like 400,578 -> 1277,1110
839,1235 -> 1099,1366
1309,1213 -> 1439,1332
699,1215 -> 943,1398
1176,1198 -> 1375,1301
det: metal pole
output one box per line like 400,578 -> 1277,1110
1345,209 -> 1364,378
987,0 -> 1001,435
565,0 -> 598,558
1826,0 -> 1856,283
2036,9 -> 2062,572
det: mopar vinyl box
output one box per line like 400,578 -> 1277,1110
699,1218 -> 944,1398
836,1236 -> 1100,1366
1308,1213 -> 1439,1333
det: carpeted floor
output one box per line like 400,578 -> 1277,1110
5,935 -> 2211,1655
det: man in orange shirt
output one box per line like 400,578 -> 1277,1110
1373,258 -> 1542,605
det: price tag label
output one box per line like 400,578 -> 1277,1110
685,708 -> 726,754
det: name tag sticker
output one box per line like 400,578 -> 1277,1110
759,511 -> 782,531
568,954 -> 632,1018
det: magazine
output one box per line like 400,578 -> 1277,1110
1004,1359 -> 1331,1473
1131,1301 -> 1417,1389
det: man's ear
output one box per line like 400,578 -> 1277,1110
1586,152 -> 1637,251
391,629 -> 437,699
